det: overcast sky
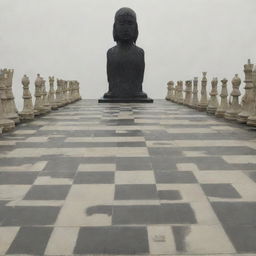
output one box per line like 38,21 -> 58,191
0,0 -> 255,109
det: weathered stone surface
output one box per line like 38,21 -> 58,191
207,77 -> 219,114
19,75 -> 34,120
237,59 -> 255,123
224,74 -> 242,120
197,72 -> 208,111
216,78 -> 229,117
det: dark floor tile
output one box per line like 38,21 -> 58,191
230,163 -> 256,171
116,157 -> 152,170
2,206 -> 60,226
190,157 -> 236,170
0,172 -> 38,184
43,157 -> 79,172
222,225 -> 256,253
246,171 -> 256,182
7,227 -> 52,255
201,183 -> 241,199
211,202 -> 256,225
158,190 -> 182,200
155,171 -> 197,183
74,226 -> 149,254
112,203 -> 196,225
115,184 -> 158,200
148,148 -> 183,156
116,142 -> 146,147
74,172 -> 114,184
24,185 -> 71,200
151,156 -> 178,171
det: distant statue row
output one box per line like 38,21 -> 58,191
0,69 -> 81,133
165,59 -> 256,127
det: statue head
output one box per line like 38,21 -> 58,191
113,7 -> 138,44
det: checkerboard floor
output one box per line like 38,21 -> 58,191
0,99 -> 256,255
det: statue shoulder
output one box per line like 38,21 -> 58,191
134,45 -> 144,55
107,46 -> 117,56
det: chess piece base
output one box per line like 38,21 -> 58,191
98,97 -> 153,103
19,111 -> 35,120
0,119 -> 15,132
247,116 -> 256,126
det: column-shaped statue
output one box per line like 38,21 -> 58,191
207,77 -> 219,114
19,75 -> 34,120
247,64 -> 256,126
183,80 -> 192,106
77,81 -> 82,100
197,72 -> 208,111
99,7 -> 153,103
55,79 -> 63,107
0,71 -> 15,131
165,81 -> 174,101
34,74 -> 44,116
41,79 -> 51,114
74,81 -> 79,101
66,81 -> 72,104
64,80 -> 69,104
215,78 -> 228,117
237,59 -> 254,123
176,81 -> 184,104
173,81 -> 179,103
191,77 -> 199,108
48,76 -> 58,110
1,69 -> 20,123
224,74 -> 241,120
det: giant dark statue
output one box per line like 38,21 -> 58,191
99,7 -> 153,103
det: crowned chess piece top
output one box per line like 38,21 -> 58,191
99,7 -> 153,103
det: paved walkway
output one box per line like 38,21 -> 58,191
0,99 -> 256,255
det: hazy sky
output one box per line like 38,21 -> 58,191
0,0 -> 256,109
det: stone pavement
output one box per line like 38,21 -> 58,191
0,99 -> 256,255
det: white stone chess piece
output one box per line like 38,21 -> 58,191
215,78 -> 228,117
224,74 -> 241,120
19,75 -> 34,120
197,72 -> 208,111
237,59 -> 255,123
207,77 -> 219,114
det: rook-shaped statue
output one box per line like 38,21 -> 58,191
99,7 -> 153,103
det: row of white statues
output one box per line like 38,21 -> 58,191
0,69 -> 82,134
166,59 -> 256,127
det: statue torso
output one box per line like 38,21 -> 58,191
107,44 -> 145,97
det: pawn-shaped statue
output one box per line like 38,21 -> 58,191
224,74 -> 241,120
0,71 -> 15,131
237,59 -> 255,123
183,80 -> 192,106
191,77 -> 199,108
215,78 -> 229,117
48,76 -> 58,110
197,72 -> 208,111
247,64 -> 256,126
207,77 -> 219,114
99,7 -> 153,103
34,74 -> 44,116
176,81 -> 184,104
165,81 -> 174,101
41,79 -> 51,114
19,75 -> 34,120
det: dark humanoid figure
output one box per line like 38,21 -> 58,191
99,7 -> 153,103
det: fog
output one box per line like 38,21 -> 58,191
0,0 -> 255,110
